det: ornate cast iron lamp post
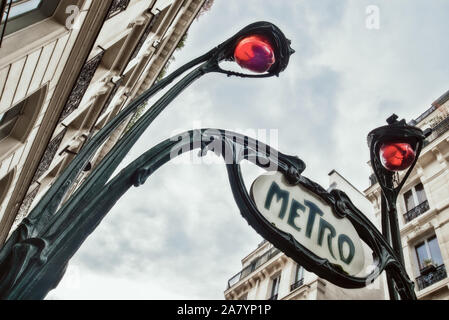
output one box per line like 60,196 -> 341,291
368,114 -> 431,299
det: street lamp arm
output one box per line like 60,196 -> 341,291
1,20 -> 293,254
18,20 -> 292,240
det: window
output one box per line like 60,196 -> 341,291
414,235 -> 447,290
0,85 -> 47,160
269,274 -> 280,300
3,0 -> 43,21
403,189 -> 414,212
403,183 -> 429,223
415,236 -> 444,271
291,264 -> 304,291
295,264 -> 304,282
1,0 -> 60,41
0,100 -> 25,141
404,183 -> 427,212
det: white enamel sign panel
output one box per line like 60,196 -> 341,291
250,172 -> 365,275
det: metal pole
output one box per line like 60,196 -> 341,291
381,177 -> 401,300
381,192 -> 398,300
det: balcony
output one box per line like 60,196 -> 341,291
290,279 -> 304,291
106,0 -> 131,20
227,247 -> 280,289
59,51 -> 105,122
416,264 -> 447,291
403,200 -> 430,223
32,128 -> 67,183
423,116 -> 449,148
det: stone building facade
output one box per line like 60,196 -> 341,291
0,0 -> 206,243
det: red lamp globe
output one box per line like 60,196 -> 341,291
379,142 -> 416,171
234,35 -> 275,73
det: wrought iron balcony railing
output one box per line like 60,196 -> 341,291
32,128 -> 67,183
106,0 -> 131,20
423,116 -> 449,148
59,50 -> 105,122
227,247 -> 280,289
290,278 -> 304,291
416,264 -> 447,291
403,200 -> 430,223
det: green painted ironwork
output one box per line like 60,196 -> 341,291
0,21 -> 293,300
0,21 -> 424,301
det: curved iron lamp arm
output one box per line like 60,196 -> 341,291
0,21 -> 293,299
9,21 -> 292,241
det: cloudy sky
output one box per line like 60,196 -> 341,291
46,0 -> 449,299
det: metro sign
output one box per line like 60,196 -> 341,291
250,172 -> 365,276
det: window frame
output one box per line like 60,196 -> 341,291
269,274 -> 281,300
0,84 -> 48,161
1,0 -> 61,39
414,235 -> 444,274
0,99 -> 26,141
0,0 -> 84,61
403,182 -> 428,212
294,264 -> 304,283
